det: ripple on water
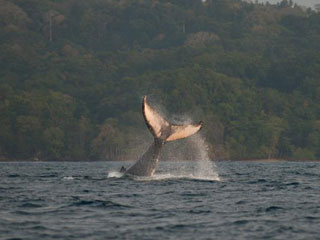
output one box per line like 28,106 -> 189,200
62,176 -> 74,180
19,203 -> 43,208
248,179 -> 267,184
265,206 -> 285,212
235,200 -> 247,205
233,219 -> 249,225
69,199 -> 132,209
285,182 -> 300,186
7,174 -> 21,178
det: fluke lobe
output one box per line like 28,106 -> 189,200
122,96 -> 203,177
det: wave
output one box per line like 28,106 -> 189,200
136,173 -> 220,181
69,199 -> 131,209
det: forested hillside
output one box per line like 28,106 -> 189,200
1,0 -> 320,161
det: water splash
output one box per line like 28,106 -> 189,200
162,121 -> 220,181
136,133 -> 221,181
189,134 -> 220,181
107,171 -> 124,178
135,173 -> 218,181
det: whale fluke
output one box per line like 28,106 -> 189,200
124,96 -> 203,176
166,122 -> 203,141
142,96 -> 203,142
142,96 -> 170,140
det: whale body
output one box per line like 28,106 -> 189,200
123,96 -> 203,177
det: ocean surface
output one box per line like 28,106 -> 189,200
1,161 -> 320,240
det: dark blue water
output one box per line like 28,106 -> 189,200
1,161 -> 320,240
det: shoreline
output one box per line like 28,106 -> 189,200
1,158 -> 320,162
218,158 -> 320,162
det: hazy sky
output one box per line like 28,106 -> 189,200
258,0 -> 320,8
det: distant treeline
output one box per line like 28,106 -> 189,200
0,0 -> 320,161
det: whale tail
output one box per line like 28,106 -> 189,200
142,96 -> 203,142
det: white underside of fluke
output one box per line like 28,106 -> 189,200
143,96 -> 170,138
166,123 -> 202,141
143,96 -> 203,141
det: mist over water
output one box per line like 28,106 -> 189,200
188,134 -> 220,181
138,129 -> 220,180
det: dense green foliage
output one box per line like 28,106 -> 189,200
1,0 -> 320,161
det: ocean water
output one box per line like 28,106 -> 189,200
1,161 -> 320,240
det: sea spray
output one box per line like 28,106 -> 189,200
189,134 -> 220,181
161,131 -> 220,181
159,114 -> 220,180
107,171 -> 124,178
